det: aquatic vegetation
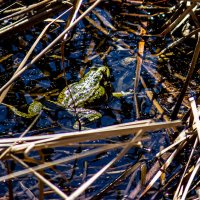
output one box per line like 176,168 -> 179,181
0,0 -> 199,200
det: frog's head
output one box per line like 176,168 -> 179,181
96,66 -> 110,78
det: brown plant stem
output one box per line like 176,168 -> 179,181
171,33 -> 200,119
0,0 -> 102,95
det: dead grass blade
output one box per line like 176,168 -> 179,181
0,0 -> 102,95
181,157 -> 200,200
140,76 -> 171,122
0,143 -> 129,182
151,27 -> 200,56
173,136 -> 198,200
134,21 -> 147,118
11,154 -> 69,199
6,120 -> 181,153
160,2 -> 198,36
92,163 -> 141,199
0,0 -> 53,22
0,112 -> 41,160
0,7 -> 73,103
139,139 -> 188,198
67,129 -> 145,200
171,33 -> 200,119
190,97 -> 200,141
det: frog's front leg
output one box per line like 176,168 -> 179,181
73,108 -> 102,130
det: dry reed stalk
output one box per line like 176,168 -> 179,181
173,136 -> 198,200
0,0 -> 53,22
67,129 -> 145,200
61,0 -> 83,69
5,120 -> 181,153
140,76 -> 170,122
0,120 -> 151,146
120,12 -> 171,18
139,139 -> 188,198
0,2 -> 70,37
143,64 -> 189,108
0,113 -> 41,160
0,2 -> 24,14
0,16 -> 27,33
151,27 -> 200,56
174,73 -> 197,87
125,0 -> 143,4
1,7 -> 26,14
0,143 -> 131,182
0,54 -> 13,63
0,7 -> 73,102
11,154 -> 69,199
12,137 -> 147,155
0,0 -> 102,95
136,5 -> 173,10
134,21 -> 147,118
160,2 -> 198,36
171,33 -> 200,119
63,0 -> 83,37
181,157 -> 200,200
190,97 -> 200,141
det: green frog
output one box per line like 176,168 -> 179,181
2,66 -> 110,129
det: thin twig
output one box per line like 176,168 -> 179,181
190,97 -> 200,141
181,157 -> 200,200
11,154 -> 69,199
0,0 -> 102,95
171,33 -> 200,119
134,21 -> 147,118
67,130 -> 144,200
0,7 -> 72,102
173,136 -> 198,200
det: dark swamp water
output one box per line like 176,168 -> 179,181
0,0 -> 199,199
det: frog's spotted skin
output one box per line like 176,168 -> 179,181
57,66 -> 110,108
3,66 -> 110,128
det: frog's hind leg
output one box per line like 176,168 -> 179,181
1,101 -> 42,118
73,108 -> 102,129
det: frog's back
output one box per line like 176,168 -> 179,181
57,67 -> 108,108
